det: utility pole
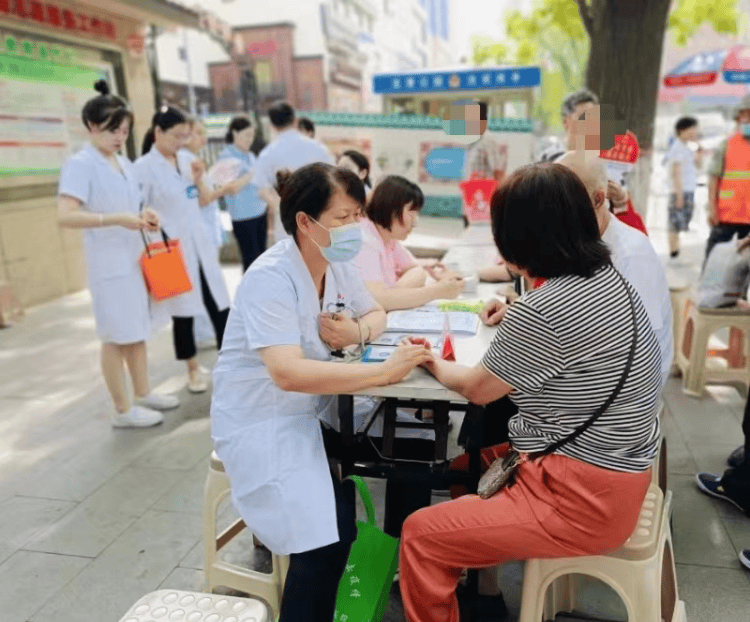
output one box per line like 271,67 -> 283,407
182,28 -> 197,115
146,24 -> 162,111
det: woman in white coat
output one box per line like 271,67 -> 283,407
57,80 -> 179,428
135,107 -> 231,393
181,118 -> 247,348
210,163 -> 433,621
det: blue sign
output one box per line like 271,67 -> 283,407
724,71 -> 750,83
373,66 -> 541,94
424,147 -> 466,180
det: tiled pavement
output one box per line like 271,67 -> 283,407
1,178 -> 750,621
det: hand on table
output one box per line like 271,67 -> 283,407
380,341 -> 435,384
424,262 -> 447,280
319,313 -> 361,350
480,299 -> 509,326
406,337 -> 438,376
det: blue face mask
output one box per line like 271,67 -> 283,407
311,218 -> 363,263
741,124 -> 750,138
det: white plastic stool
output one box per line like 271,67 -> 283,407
118,589 -> 268,622
203,452 -> 289,620
675,300 -> 750,397
519,485 -> 687,622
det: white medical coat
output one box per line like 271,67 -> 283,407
210,239 -> 375,555
58,144 -> 150,344
133,148 -> 230,321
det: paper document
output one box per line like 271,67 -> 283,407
385,309 -> 480,335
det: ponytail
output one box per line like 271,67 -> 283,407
141,128 -> 155,155
141,105 -> 188,156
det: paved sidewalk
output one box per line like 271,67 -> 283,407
0,182 -> 749,620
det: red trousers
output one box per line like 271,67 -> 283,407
399,443 -> 651,622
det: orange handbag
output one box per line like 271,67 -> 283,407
139,229 -> 193,301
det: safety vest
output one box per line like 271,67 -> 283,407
717,133 -> 750,224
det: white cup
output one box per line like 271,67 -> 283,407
462,274 -> 478,294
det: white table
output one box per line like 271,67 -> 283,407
337,283 -> 499,479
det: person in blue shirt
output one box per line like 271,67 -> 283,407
218,116 -> 268,271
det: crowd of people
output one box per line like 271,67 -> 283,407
57,78 -> 750,621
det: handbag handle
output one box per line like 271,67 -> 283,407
535,269 -> 638,458
348,475 -> 377,527
140,228 -> 171,258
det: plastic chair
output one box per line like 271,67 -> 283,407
203,451 -> 289,620
674,299 -> 750,397
518,486 -> 686,622
118,589 -> 269,622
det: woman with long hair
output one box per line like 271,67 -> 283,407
135,106 -> 231,393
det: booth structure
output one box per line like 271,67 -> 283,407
0,1 -> 200,306
372,65 -> 541,120
272,111 -> 535,219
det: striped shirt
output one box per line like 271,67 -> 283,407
481,265 -> 662,473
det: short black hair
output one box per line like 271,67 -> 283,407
675,116 -> 698,135
340,150 -> 371,188
81,80 -> 133,133
276,163 -> 365,241
491,163 -> 611,279
268,100 -> 295,129
366,176 -> 424,230
297,117 -> 315,135
225,115 -> 252,143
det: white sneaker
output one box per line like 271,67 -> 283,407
187,370 -> 208,393
135,393 -> 180,411
112,406 -> 163,428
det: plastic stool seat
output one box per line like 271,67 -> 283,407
203,452 -> 289,620
118,589 -> 268,622
519,485 -> 687,622
675,299 -> 750,397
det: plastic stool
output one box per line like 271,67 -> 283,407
203,452 -> 289,620
118,589 -> 268,622
675,299 -> 750,397
519,486 -> 686,622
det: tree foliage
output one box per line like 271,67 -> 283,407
472,0 -> 741,129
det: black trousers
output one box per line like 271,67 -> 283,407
705,223 -> 750,261
320,423 -> 435,538
232,213 -> 268,272
172,266 -> 229,360
279,429 -> 357,622
720,390 -> 750,513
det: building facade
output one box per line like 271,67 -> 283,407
0,0 -> 199,307
160,0 -> 452,115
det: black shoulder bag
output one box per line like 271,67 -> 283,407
477,270 -> 638,499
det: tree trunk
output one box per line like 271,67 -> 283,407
582,0 -> 672,220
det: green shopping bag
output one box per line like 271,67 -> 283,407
333,476 -> 400,622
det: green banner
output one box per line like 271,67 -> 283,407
0,53 -> 103,88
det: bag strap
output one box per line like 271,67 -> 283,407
348,475 -> 377,527
536,269 -> 638,458
140,228 -> 171,257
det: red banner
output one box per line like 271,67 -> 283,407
0,1 -> 116,40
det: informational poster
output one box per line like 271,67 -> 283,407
419,142 -> 466,184
0,34 -> 110,177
